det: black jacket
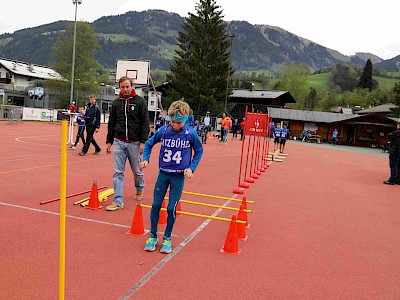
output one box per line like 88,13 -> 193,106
106,95 -> 150,144
84,103 -> 101,129
388,128 -> 400,156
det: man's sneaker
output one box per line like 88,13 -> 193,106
383,180 -> 395,185
160,237 -> 172,254
79,151 -> 86,156
93,149 -> 101,155
106,203 -> 122,211
134,192 -> 144,201
144,234 -> 158,252
69,145 -> 76,150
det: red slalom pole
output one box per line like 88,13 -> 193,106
40,186 -> 107,205
234,107 -> 249,193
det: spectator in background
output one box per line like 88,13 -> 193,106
70,106 -> 85,150
80,95 -> 101,156
155,112 -> 165,131
201,111 -> 211,144
240,118 -> 245,140
231,118 -> 241,140
187,108 -> 194,127
332,128 -> 339,145
383,121 -> 400,185
221,113 -> 232,145
69,101 -> 76,112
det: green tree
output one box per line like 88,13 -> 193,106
303,87 -> 317,110
275,62 -> 309,108
358,59 -> 374,91
48,21 -> 100,108
320,92 -> 338,112
166,0 -> 231,115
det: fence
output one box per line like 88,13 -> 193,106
0,105 -> 23,123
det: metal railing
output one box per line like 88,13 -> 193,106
0,105 -> 23,123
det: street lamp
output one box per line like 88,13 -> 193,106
224,33 -> 236,112
69,0 -> 82,107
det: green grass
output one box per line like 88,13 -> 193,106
308,73 -> 331,93
374,75 -> 399,90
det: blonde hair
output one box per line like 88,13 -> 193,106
168,100 -> 190,117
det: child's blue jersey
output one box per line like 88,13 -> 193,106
143,124 -> 203,174
273,127 -> 282,138
77,115 -> 86,127
280,128 -> 289,139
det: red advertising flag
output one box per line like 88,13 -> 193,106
245,113 -> 268,136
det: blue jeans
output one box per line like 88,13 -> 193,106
150,171 -> 184,237
112,139 -> 144,208
222,128 -> 229,142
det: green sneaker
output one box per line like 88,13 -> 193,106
160,237 -> 172,254
144,234 -> 158,252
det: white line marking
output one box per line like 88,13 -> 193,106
0,156 -> 107,174
0,201 -> 130,228
119,195 -> 238,299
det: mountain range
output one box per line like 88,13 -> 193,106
0,9 -> 399,73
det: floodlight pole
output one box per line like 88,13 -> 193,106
224,33 -> 235,112
69,0 -> 82,107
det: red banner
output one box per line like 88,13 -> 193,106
244,113 -> 268,136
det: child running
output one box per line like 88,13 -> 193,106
70,106 -> 86,150
140,100 -> 203,254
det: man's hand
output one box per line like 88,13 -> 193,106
106,143 -> 112,154
184,168 -> 193,179
139,160 -> 149,169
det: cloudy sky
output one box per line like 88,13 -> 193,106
1,0 -> 399,60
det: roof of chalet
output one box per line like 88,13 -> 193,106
0,57 -> 63,80
268,107 -> 359,123
229,89 -> 296,104
357,103 -> 397,114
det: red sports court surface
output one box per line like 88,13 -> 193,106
1,121 -> 399,299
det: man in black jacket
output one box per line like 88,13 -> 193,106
80,95 -> 101,156
105,76 -> 150,211
384,121 -> 400,185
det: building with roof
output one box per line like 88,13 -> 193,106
0,57 -> 63,107
268,107 -> 399,147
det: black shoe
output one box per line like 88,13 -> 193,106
93,149 -> 101,155
79,151 -> 86,156
396,182 -> 400,185
383,180 -> 395,185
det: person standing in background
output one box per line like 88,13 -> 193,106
383,121 -> 400,185
80,95 -> 101,156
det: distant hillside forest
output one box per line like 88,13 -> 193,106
1,10 -> 400,73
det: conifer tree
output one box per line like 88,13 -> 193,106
358,59 -> 374,91
167,0 -> 231,115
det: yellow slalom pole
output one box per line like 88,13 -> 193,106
73,188 -> 114,205
59,120 -> 67,300
140,204 -> 246,224
164,197 -> 252,213
180,190 -> 254,204
79,189 -> 114,207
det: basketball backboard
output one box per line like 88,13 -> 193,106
115,59 -> 150,85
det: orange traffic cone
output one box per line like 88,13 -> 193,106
159,200 -> 167,225
126,204 -> 146,236
176,201 -> 182,216
241,197 -> 250,228
86,180 -> 103,210
220,215 -> 240,255
237,205 -> 248,241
